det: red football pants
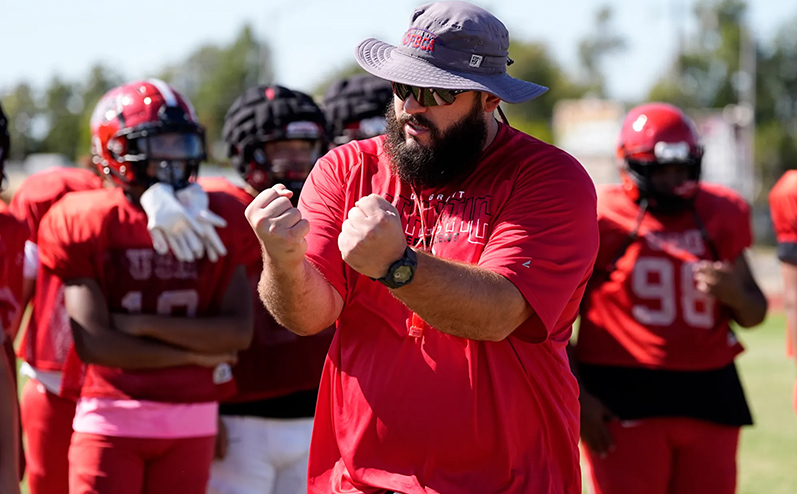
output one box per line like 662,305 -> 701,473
4,339 -> 24,480
584,417 -> 739,494
20,379 -> 76,494
69,432 -> 215,494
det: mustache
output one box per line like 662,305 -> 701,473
399,113 -> 436,132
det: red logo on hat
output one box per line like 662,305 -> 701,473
402,29 -> 436,53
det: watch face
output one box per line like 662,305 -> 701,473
393,266 -> 413,283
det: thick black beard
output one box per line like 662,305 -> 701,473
383,97 -> 488,189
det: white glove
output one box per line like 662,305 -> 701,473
140,183 -> 205,262
176,183 -> 228,262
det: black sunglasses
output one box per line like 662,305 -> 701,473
391,82 -> 468,107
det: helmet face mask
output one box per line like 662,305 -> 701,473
617,103 -> 703,214
91,80 -> 206,191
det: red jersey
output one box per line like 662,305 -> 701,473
769,170 -> 797,356
0,201 -> 29,338
37,187 -> 246,403
576,183 -> 751,371
199,176 -> 333,403
11,167 -> 103,370
9,167 -> 103,242
299,125 -> 598,494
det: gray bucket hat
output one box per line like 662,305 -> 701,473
355,1 -> 548,104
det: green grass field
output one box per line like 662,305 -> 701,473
15,314 -> 797,493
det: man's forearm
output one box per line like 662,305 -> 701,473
391,251 -> 533,341
258,257 -> 341,336
119,313 -> 252,353
72,324 -> 200,369
727,286 -> 767,328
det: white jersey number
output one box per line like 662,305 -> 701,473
120,289 -> 199,317
631,257 -> 715,328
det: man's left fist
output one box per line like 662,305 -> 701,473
338,194 -> 407,279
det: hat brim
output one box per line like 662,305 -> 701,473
355,38 -> 548,104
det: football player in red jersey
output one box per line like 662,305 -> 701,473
0,99 -> 23,494
572,103 -> 767,494
202,85 -> 333,494
768,171 -> 797,414
35,80 -> 252,494
322,74 -> 392,148
9,162 -> 103,494
10,95 -> 228,494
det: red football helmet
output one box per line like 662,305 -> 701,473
90,79 -> 206,190
617,102 -> 703,212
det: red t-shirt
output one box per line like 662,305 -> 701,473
199,176 -> 334,402
11,167 -> 103,369
298,125 -> 598,494
0,201 -> 29,339
37,187 -> 246,403
769,170 -> 797,356
576,183 -> 751,371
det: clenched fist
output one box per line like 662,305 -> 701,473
338,194 -> 407,279
244,184 -> 310,266
693,260 -> 742,306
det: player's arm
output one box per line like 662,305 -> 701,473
111,265 -> 253,353
0,339 -> 20,494
781,261 -> 797,367
65,278 -> 234,369
728,253 -> 768,328
695,253 -> 767,328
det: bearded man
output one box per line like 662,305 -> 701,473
244,2 -> 599,493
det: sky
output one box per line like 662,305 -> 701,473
1,0 -> 794,103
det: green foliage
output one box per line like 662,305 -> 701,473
504,41 -> 593,137
646,0 -> 747,108
164,25 -> 273,161
577,6 -> 626,97
1,83 -> 41,160
312,62 -> 368,101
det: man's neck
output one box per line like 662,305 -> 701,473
483,116 -> 500,150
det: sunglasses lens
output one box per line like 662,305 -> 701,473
392,83 -> 462,107
392,83 -> 411,100
415,87 -> 440,107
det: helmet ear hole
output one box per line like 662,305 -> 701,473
107,137 -> 127,160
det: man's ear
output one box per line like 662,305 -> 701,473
482,93 -> 502,113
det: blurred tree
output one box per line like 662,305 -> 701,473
506,40 -> 593,142
647,0 -> 797,204
162,25 -> 273,161
39,76 -> 82,160
577,6 -> 627,97
755,13 -> 797,189
312,62 -> 368,100
647,0 -> 746,108
76,64 -> 124,160
1,83 -> 41,160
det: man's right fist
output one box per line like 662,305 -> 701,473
244,184 -> 310,265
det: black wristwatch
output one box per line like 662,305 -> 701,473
373,247 -> 417,289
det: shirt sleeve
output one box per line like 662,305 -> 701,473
298,154 -> 349,300
770,177 -> 797,264
478,150 -> 599,340
37,198 -> 99,281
